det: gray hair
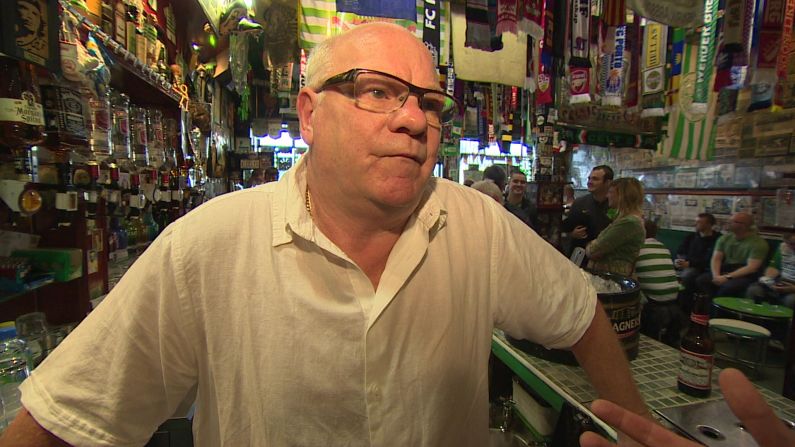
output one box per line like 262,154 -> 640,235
305,38 -> 336,89
471,180 -> 503,203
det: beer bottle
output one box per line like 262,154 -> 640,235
677,292 -> 715,397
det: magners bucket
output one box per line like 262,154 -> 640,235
589,270 -> 641,361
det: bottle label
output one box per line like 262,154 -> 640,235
171,190 -> 182,201
108,190 -> 121,203
0,95 -> 45,126
678,347 -> 714,390
691,313 -> 709,326
55,192 -> 79,211
129,194 -> 144,209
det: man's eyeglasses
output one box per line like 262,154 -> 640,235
315,68 -> 461,126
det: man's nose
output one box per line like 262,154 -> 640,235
388,95 -> 429,134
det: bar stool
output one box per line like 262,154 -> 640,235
709,318 -> 771,378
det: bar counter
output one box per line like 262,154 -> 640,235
492,330 -> 795,438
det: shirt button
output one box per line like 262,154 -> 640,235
367,383 -> 381,399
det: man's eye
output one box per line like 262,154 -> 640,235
365,88 -> 388,99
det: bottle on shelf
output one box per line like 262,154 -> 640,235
677,292 -> 715,397
0,57 -> 45,159
154,169 -> 170,233
147,109 -> 165,169
0,326 -> 31,430
125,1 -> 139,55
114,0 -> 127,46
105,162 -> 122,216
54,161 -> 78,228
123,172 -> 144,247
130,105 -> 149,169
110,91 -> 132,166
84,161 -> 103,221
39,75 -> 90,152
87,90 -> 112,161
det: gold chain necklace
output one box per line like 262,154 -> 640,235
305,188 -> 311,214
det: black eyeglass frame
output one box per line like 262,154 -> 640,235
314,68 -> 461,125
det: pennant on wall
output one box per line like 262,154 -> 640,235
569,0 -> 592,104
602,0 -> 626,27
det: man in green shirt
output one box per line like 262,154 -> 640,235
695,212 -> 768,298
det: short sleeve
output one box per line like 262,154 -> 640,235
750,238 -> 769,261
19,227 -> 199,447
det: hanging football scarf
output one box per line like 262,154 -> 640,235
518,0 -> 544,38
536,64 -> 554,105
552,0 -> 568,59
603,0 -> 626,27
496,0 -> 518,34
641,20 -> 667,117
525,34 -> 537,91
423,0 -> 441,66
660,39 -> 718,161
603,25 -> 626,106
667,28 -> 686,108
736,0 -> 757,66
689,0 -> 719,116
749,0 -> 786,111
713,0 -> 733,92
569,0 -> 592,104
774,0 -> 795,109
625,18 -> 641,108
722,0 -> 746,52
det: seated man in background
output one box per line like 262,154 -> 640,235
746,231 -> 795,308
696,212 -> 768,299
675,213 -> 720,307
635,220 -> 682,346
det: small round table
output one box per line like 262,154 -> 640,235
712,297 -> 794,323
712,297 -> 793,363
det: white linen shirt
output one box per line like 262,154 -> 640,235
20,157 -> 597,446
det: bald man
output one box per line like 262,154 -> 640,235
696,212 -> 769,298
5,24 -> 649,446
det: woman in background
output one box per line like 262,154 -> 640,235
585,178 -> 645,277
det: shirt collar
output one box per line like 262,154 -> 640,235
270,155 -> 447,247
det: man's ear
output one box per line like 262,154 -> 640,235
297,88 -> 317,146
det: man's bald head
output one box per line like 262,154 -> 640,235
305,23 -> 434,89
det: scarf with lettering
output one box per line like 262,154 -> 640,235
640,20 -> 667,117
496,0 -> 518,34
423,0 -> 441,66
690,0 -> 719,116
569,0 -> 592,103
774,0 -> 795,109
603,25 -> 626,107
